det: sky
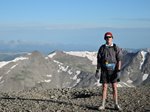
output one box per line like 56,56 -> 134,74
0,0 -> 150,52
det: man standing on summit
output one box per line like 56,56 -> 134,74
96,32 -> 122,111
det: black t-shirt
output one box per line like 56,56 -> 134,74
97,44 -> 122,69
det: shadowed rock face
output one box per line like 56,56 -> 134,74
0,49 -> 150,92
121,50 -> 150,86
0,85 -> 149,112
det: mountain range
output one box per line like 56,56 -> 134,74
0,49 -> 150,92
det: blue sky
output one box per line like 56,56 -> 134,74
0,0 -> 150,51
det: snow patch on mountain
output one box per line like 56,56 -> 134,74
0,57 -> 28,68
44,79 -> 51,83
69,70 -> 81,87
39,79 -> 51,83
38,74 -> 53,83
72,79 -> 81,87
118,82 -> 134,87
140,51 -> 147,69
53,59 -> 74,75
68,69 -> 73,75
94,79 -> 101,86
71,70 -> 81,80
0,76 -> 2,80
143,74 -> 149,81
48,52 -> 56,58
46,74 -> 52,77
53,60 -> 63,65
127,79 -> 133,83
12,57 -> 29,62
11,64 -> 18,69
65,51 -> 97,65
6,64 -> 18,74
0,62 -> 10,68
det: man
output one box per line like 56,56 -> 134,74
96,32 -> 122,111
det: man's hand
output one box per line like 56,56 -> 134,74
115,69 -> 121,79
95,69 -> 100,79
116,69 -> 121,72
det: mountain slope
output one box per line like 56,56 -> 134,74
0,50 -> 150,92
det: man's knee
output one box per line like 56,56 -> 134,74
112,82 -> 117,91
103,83 -> 108,90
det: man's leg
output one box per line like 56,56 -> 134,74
112,82 -> 118,105
112,82 -> 122,111
99,83 -> 108,110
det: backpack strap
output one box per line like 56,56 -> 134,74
113,43 -> 117,52
113,43 -> 121,63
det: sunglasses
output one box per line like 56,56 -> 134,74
105,36 -> 112,38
